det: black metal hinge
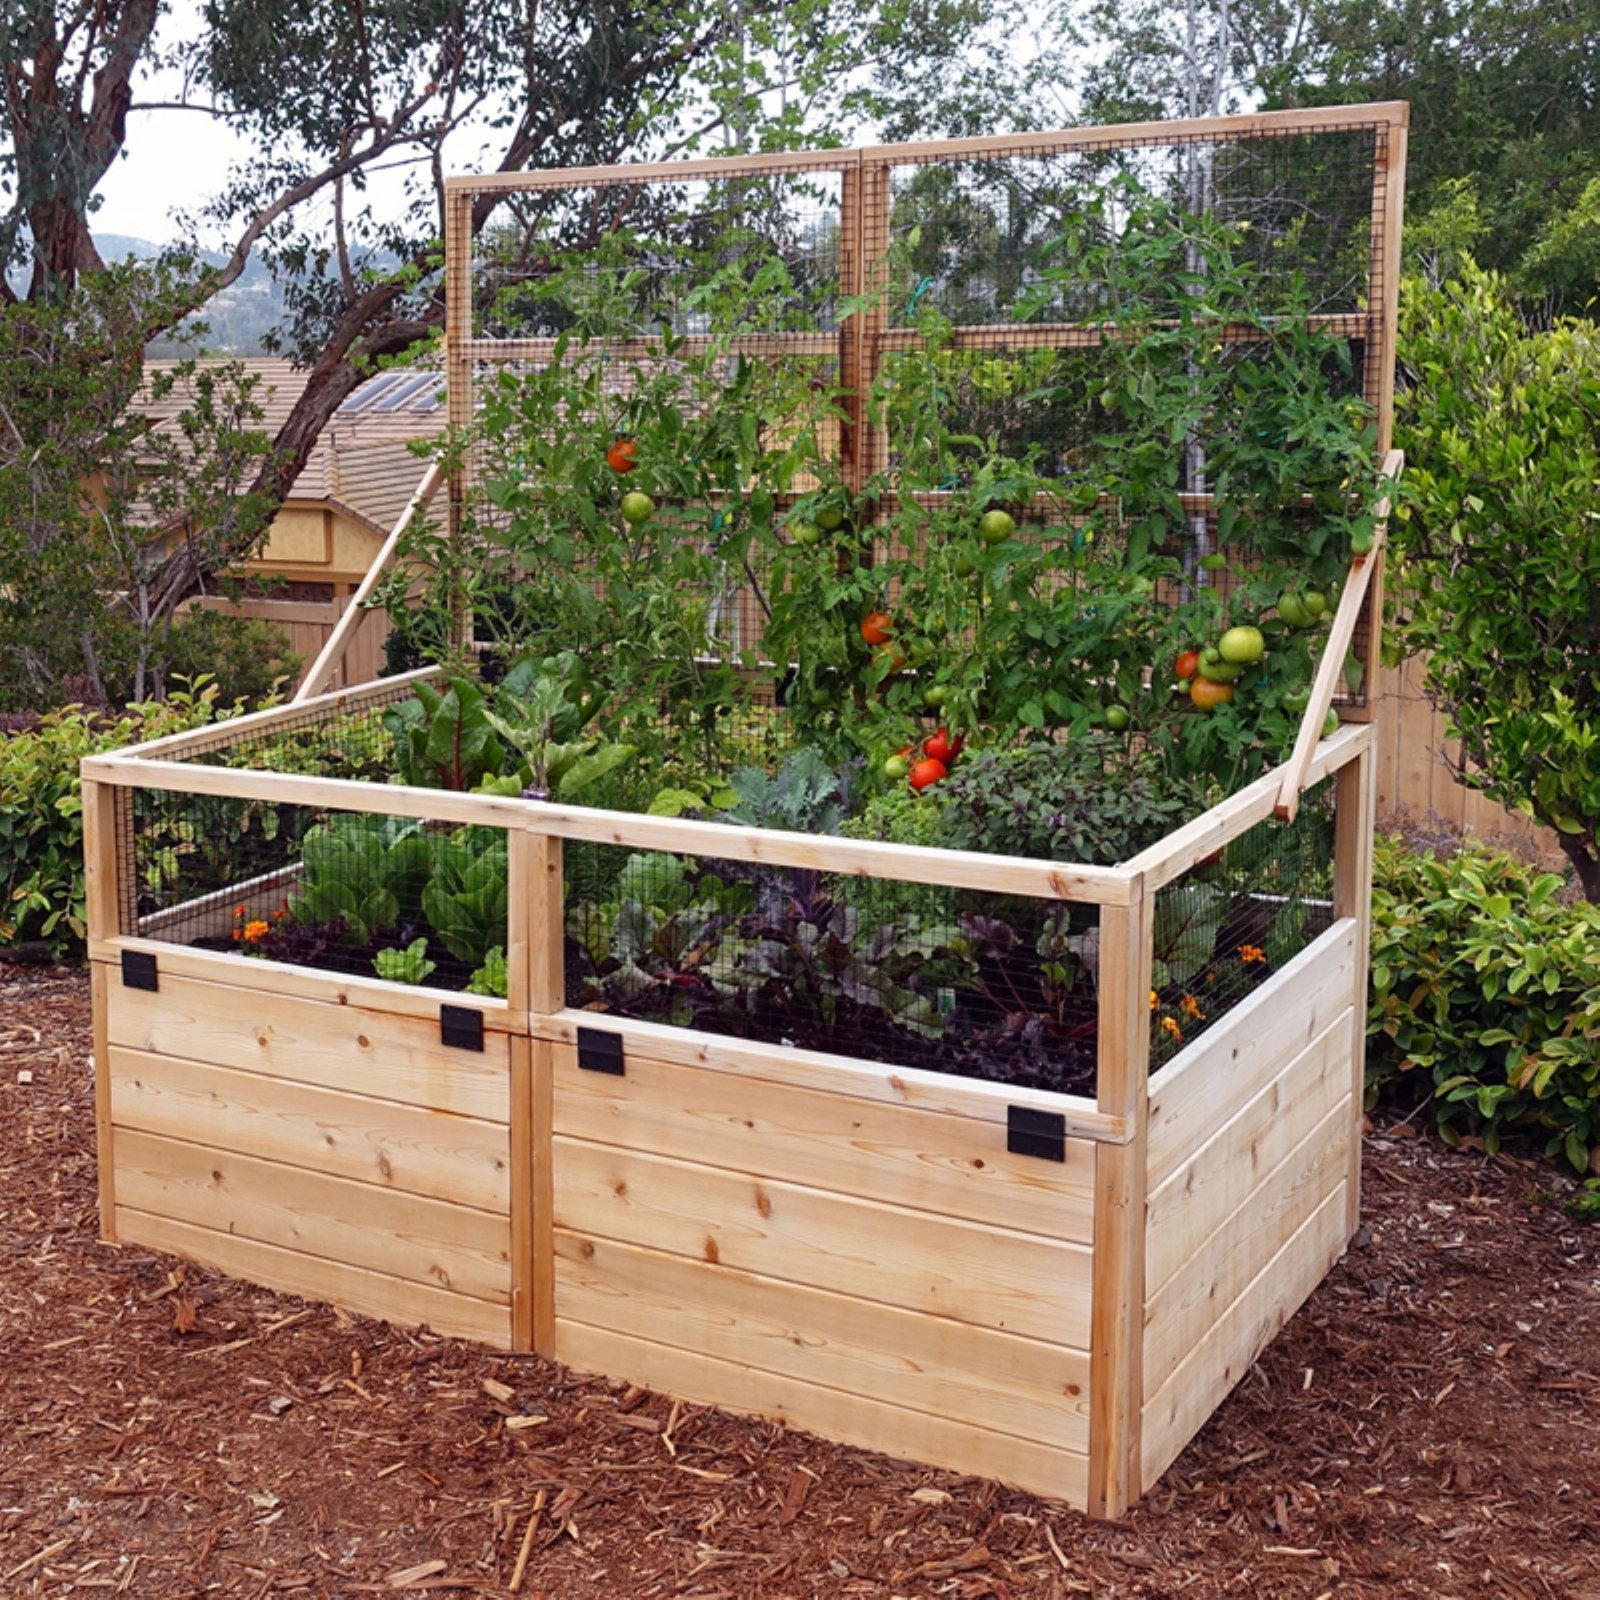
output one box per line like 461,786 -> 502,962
121,949 -> 159,992
440,1004 -> 485,1052
576,1026 -> 624,1076
1007,1105 -> 1067,1163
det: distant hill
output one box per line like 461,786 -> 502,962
17,232 -> 291,357
99,234 -> 288,357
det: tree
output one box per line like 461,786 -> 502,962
0,0 -> 1021,658
1388,265 -> 1600,898
0,264 -> 278,706
1272,0 -> 1600,303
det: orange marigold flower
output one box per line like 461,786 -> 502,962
233,903 -> 247,918
1160,1016 -> 1184,1042
1238,943 -> 1266,965
1149,988 -> 1160,1011
241,919 -> 270,943
1180,993 -> 1205,1021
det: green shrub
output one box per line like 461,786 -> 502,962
0,682 -> 231,958
162,609 -> 301,709
934,736 -> 1198,866
1367,835 -> 1600,1171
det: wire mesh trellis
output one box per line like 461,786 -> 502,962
442,107 -> 1403,709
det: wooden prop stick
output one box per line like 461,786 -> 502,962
1274,449 -> 1403,822
293,457 -> 446,703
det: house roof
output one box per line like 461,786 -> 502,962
138,359 -> 446,536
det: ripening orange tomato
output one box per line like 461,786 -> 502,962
860,611 -> 893,647
606,437 -> 638,473
1189,677 -> 1235,711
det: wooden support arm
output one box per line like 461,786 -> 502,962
1274,449 -> 1403,822
293,458 -> 446,704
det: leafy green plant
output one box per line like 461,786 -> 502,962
384,675 -> 507,792
716,749 -> 859,835
374,937 -> 437,985
478,653 -> 634,800
1390,265 -> 1600,899
289,814 -> 433,945
421,828 -> 509,967
935,735 -> 1198,866
466,946 -> 509,998
1367,835 -> 1600,1171
0,681 -> 233,957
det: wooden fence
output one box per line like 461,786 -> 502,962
188,595 -> 391,696
1373,658 -> 1558,859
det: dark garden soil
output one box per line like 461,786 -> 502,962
3,960 -> 1599,1600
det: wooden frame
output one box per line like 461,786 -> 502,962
84,695 -> 1374,1515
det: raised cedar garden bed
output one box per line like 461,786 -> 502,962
82,672 -> 1375,1518
82,105 -> 1406,1516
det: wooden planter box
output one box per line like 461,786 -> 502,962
80,680 -> 1374,1518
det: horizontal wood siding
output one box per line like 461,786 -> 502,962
107,966 -> 510,1121
1140,922 -> 1361,1493
551,1038 -> 1093,1505
101,951 -> 513,1345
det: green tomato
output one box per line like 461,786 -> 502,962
1198,552 -> 1228,571
1281,686 -> 1312,714
790,520 -> 822,546
978,509 -> 1015,545
619,491 -> 655,525
922,683 -> 950,709
1217,624 -> 1266,665
883,753 -> 911,780
953,551 -> 976,578
1322,709 -> 1341,737
1197,649 -> 1243,683
1301,588 -> 1329,620
1277,590 -> 1312,629
815,504 -> 845,532
1350,526 -> 1375,557
1104,705 -> 1130,731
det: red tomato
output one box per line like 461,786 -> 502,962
909,757 -> 948,791
860,611 -> 893,647
1174,649 -> 1201,681
606,437 -> 638,473
923,727 -> 963,765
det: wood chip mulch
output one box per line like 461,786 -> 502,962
2,962 -> 1598,1599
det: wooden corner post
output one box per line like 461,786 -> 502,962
1089,877 -> 1153,1516
1333,726 -> 1377,1237
80,777 -> 131,1243
507,827 -> 563,1355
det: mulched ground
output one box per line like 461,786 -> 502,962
2,962 -> 1598,1600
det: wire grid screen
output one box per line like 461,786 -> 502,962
463,167 -> 849,348
1149,777 -> 1337,1068
120,784 -> 511,994
871,127 -> 1378,485
564,843 -> 1102,1096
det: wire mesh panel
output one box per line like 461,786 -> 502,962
1149,777 -> 1337,1067
564,842 -> 1101,1096
121,785 -> 512,995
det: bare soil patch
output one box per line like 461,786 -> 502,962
2,962 -> 1598,1598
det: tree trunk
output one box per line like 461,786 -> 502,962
1557,832 -> 1600,903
